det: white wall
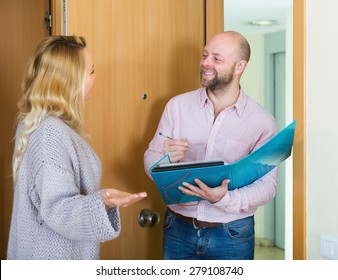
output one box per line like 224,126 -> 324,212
240,34 -> 266,240
241,34 -> 265,105
306,0 -> 338,259
284,6 -> 293,260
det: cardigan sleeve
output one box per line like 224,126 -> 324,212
34,164 -> 121,242
29,118 -> 121,242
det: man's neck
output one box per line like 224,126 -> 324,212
207,85 -> 240,118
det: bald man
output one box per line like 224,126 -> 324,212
144,31 -> 278,260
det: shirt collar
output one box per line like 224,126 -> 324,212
199,87 -> 247,117
234,88 -> 247,117
199,88 -> 209,108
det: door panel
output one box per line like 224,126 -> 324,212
0,0 -> 48,259
65,0 -> 205,259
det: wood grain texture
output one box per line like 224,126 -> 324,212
0,0 -> 47,259
293,0 -> 306,260
0,0 -> 224,260
66,0 -> 205,259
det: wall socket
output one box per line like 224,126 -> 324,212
321,234 -> 338,259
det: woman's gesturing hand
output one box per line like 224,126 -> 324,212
102,188 -> 147,208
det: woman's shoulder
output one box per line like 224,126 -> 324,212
31,117 -> 79,149
40,116 -> 72,131
38,117 -> 80,139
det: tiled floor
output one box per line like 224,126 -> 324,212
254,246 -> 284,260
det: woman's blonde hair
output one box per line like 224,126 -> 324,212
13,35 -> 87,182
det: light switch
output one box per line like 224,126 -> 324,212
321,234 -> 338,259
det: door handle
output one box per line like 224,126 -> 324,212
138,209 -> 160,227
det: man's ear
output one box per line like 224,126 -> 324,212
235,60 -> 248,74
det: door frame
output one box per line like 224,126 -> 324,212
293,0 -> 306,260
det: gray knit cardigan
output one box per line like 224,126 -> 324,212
7,117 -> 121,259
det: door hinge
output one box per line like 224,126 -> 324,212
44,12 -> 52,30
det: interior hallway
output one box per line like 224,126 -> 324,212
255,246 -> 284,260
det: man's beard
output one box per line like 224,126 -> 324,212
200,65 -> 235,91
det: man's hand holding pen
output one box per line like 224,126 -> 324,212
159,132 -> 190,163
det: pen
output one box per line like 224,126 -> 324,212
159,132 -> 173,140
159,132 -> 190,148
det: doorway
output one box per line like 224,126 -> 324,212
224,0 -> 294,259
264,30 -> 287,251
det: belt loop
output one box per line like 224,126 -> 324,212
192,218 -> 199,229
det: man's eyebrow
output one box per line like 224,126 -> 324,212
211,52 -> 223,57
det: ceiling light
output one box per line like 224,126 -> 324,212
250,20 -> 277,26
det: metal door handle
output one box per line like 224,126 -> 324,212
138,209 -> 160,227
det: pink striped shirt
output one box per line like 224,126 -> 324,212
144,87 -> 278,223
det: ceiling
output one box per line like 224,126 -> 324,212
223,0 -> 293,35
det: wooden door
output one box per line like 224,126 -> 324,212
0,0 -> 50,260
64,0 -> 205,260
0,0 -> 223,260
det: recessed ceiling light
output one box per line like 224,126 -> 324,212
250,20 -> 277,26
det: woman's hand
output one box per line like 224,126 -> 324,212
101,188 -> 147,208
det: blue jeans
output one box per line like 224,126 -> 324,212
163,209 -> 255,260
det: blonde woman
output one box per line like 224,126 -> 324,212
7,36 -> 147,260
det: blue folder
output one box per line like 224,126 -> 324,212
149,121 -> 296,205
